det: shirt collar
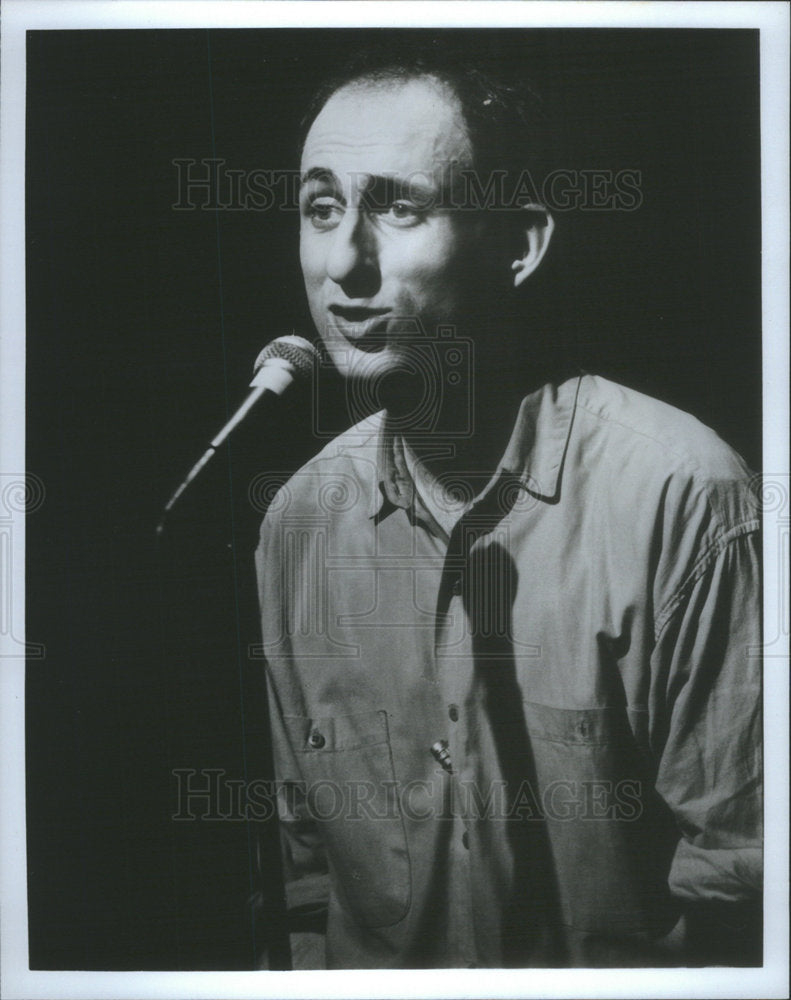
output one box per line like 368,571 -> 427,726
371,373 -> 583,519
499,373 -> 582,502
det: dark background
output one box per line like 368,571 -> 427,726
26,29 -> 761,970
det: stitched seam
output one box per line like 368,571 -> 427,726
298,743 -> 388,754
529,735 -> 619,747
575,400 -> 711,476
654,521 -> 759,641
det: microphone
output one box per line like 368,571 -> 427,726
156,335 -> 318,535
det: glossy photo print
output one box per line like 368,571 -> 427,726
2,3 -> 788,1000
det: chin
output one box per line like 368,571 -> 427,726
319,322 -> 449,419
322,331 -> 396,377
349,350 -> 443,423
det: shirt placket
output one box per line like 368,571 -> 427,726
432,485 -> 511,968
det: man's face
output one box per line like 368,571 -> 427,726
299,76 -> 483,387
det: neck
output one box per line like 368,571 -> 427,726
395,364 -> 536,483
379,314 -> 570,482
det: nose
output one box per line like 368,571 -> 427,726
325,208 -> 381,298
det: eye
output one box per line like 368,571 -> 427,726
379,201 -> 424,228
303,196 -> 343,230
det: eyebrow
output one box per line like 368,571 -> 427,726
299,167 -> 439,207
300,166 -> 338,187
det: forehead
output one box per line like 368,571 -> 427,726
300,76 -> 473,182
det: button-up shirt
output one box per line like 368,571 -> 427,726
255,374 -> 762,968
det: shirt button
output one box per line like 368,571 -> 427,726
462,830 -> 469,850
308,728 -> 325,749
448,704 -> 459,722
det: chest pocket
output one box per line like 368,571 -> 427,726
524,701 -> 677,936
284,709 -> 410,928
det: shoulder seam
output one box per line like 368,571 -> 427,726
575,399 -> 711,477
654,520 -> 760,641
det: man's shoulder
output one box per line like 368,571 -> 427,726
570,375 -> 759,538
575,374 -> 753,484
261,411 -> 384,524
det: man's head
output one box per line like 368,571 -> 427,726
298,55 -> 554,395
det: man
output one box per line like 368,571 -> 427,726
255,52 -> 762,969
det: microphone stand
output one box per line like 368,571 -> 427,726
155,397 -> 294,971
156,358 -> 295,537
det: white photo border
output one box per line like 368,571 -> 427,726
2,2 -> 788,998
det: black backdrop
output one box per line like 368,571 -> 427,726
25,28 -> 761,970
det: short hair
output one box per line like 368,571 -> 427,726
298,40 -> 551,209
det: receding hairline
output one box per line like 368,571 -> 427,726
303,71 -> 471,148
331,68 -> 459,99
312,72 -> 467,126
302,72 -> 476,176
298,55 -> 549,186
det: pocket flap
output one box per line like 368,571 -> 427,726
523,701 -> 634,746
284,709 -> 390,753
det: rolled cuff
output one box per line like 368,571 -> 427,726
669,841 -> 762,902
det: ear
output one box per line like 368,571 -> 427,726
510,203 -> 554,288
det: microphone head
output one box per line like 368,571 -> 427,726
253,335 -> 318,382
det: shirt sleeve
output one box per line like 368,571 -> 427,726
652,528 -> 762,903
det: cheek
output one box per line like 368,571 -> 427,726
299,232 -> 323,292
389,234 -> 470,310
